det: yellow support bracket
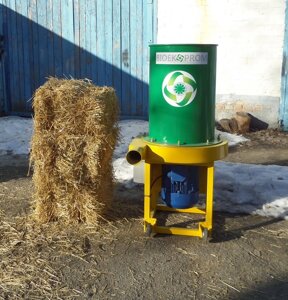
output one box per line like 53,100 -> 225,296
154,226 -> 203,237
146,218 -> 157,226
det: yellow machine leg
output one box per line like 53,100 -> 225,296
199,163 -> 214,237
144,163 -> 158,232
205,164 -> 214,230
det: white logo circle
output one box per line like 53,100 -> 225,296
162,70 -> 197,107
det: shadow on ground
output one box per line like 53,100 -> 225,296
0,155 -> 30,182
211,212 -> 283,243
231,278 -> 288,300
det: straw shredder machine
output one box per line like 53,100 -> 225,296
126,44 -> 228,239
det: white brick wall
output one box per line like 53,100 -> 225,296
157,0 -> 286,126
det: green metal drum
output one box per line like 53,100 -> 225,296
148,44 -> 217,145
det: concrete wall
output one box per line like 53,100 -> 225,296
157,0 -> 286,127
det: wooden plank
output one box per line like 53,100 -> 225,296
153,0 -> 158,45
121,0 -> 130,115
142,0 -> 155,117
61,0 -> 75,77
0,0 -> 3,112
46,0 -> 54,76
27,0 -> 36,95
37,0 -> 48,85
85,0 -> 93,80
129,0 -> 137,116
112,0 -> 122,106
136,0 -> 143,116
105,0 -> 113,85
0,1 -> 3,36
79,0 -> 86,78
89,0 -> 97,82
142,0 -> 149,117
4,1 -> 13,112
20,0 -> 32,112
2,2 -> 11,113
73,0 -> 80,78
7,0 -> 19,112
96,0 -> 105,86
1,0 -> 11,114
52,0 -> 62,77
84,0 -> 90,79
281,0 -> 288,131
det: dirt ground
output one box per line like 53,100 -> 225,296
0,129 -> 288,300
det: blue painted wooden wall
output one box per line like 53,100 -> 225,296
0,0 -> 157,118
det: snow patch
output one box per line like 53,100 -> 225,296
215,129 -> 249,147
0,116 -> 33,155
215,162 -> 288,220
113,157 -> 135,188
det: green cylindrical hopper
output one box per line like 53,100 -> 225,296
148,44 -> 217,145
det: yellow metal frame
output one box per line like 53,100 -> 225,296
144,162 -> 215,238
127,138 -> 228,238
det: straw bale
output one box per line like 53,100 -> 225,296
30,78 -> 119,224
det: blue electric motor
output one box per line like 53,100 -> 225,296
161,165 -> 199,209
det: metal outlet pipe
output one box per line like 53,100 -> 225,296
126,138 -> 147,165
